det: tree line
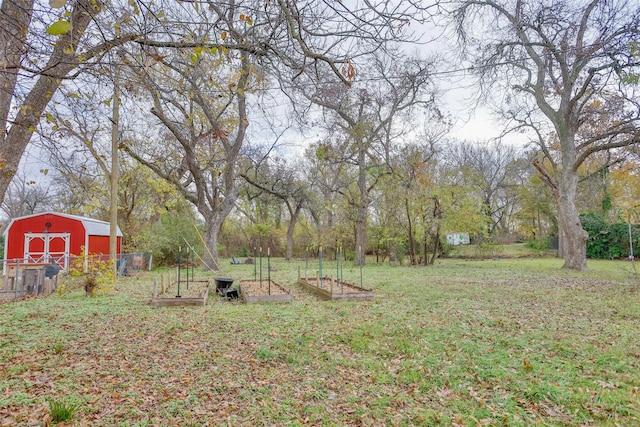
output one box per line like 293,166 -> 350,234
1,0 -> 638,270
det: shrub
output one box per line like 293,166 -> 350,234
56,248 -> 115,296
524,238 -> 550,253
580,213 -> 640,259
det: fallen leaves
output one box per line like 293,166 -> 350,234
0,262 -> 638,425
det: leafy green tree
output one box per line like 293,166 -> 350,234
515,173 -> 557,244
144,205 -> 202,266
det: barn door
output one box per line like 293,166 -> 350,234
24,233 -> 70,270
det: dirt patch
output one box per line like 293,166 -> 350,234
301,277 -> 370,293
239,280 -> 288,296
157,280 -> 210,298
239,280 -> 293,303
298,277 -> 374,301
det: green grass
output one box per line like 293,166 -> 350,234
0,256 -> 638,425
47,396 -> 81,424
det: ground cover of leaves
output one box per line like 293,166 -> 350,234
0,258 -> 638,426
156,279 -> 210,299
299,277 -> 370,294
239,280 -> 289,297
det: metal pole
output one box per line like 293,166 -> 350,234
629,222 -> 635,260
259,247 -> 263,288
109,64 -> 120,282
319,246 -> 323,285
186,248 -> 189,290
253,247 -> 257,280
177,247 -> 181,297
336,246 -> 339,285
359,245 -> 363,289
340,246 -> 344,284
340,246 -> 343,293
267,247 -> 271,295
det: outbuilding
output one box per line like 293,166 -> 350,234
3,211 -> 122,273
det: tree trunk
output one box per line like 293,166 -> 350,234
556,172 -> 588,270
429,225 -> 440,265
202,214 -> 224,271
285,204 -> 301,260
354,147 -> 368,266
532,154 -> 588,270
0,0 -> 98,204
405,198 -> 417,265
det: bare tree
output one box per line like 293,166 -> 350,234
293,53 -> 442,265
455,0 -> 640,270
0,0 -> 143,207
117,0 -> 440,268
240,156 -> 310,260
1,171 -> 53,218
447,140 -> 520,237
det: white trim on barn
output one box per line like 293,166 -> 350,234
23,233 -> 71,269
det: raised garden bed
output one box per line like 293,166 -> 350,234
239,279 -> 293,304
152,279 -> 211,307
297,276 -> 374,301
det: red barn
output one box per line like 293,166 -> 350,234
3,211 -> 122,273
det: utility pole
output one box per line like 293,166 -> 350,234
110,65 -> 120,280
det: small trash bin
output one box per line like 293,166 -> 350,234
214,277 -> 234,295
221,288 -> 239,299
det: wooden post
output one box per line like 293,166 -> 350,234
153,279 -> 158,299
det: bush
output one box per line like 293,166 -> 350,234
580,213 -> 640,259
57,250 -> 114,297
524,238 -> 550,253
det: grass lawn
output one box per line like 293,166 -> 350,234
1,256 -> 639,426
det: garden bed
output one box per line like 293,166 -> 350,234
152,279 -> 211,307
297,277 -> 374,301
239,279 -> 293,304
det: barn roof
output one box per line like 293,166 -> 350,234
3,211 -> 123,237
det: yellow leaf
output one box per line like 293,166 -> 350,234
221,31 -> 227,41
46,20 -> 71,35
246,17 -> 252,26
239,14 -> 245,20
49,0 -> 66,8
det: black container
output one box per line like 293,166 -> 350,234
221,288 -> 239,299
214,277 -> 234,292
